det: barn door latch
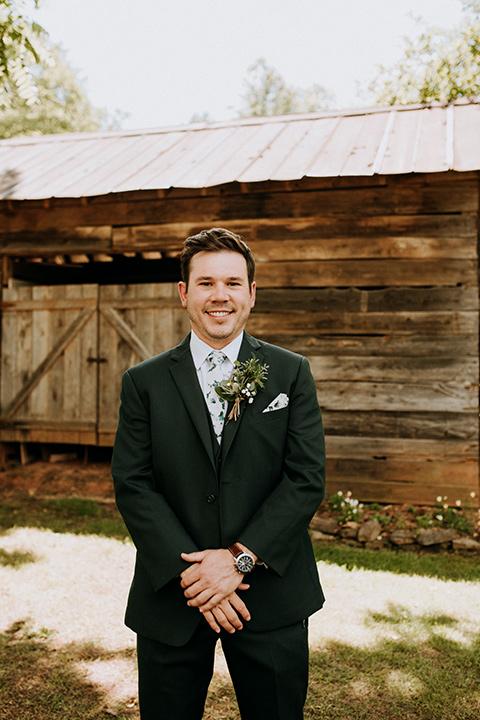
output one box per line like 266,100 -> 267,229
87,356 -> 108,364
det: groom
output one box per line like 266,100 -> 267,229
112,228 -> 326,720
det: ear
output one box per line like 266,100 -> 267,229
250,281 -> 256,308
178,281 -> 188,308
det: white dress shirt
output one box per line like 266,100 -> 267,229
189,330 -> 244,402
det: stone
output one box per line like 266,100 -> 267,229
310,530 -> 336,542
365,538 -> 385,550
358,519 -> 382,544
340,522 -> 360,539
310,517 -> 339,535
390,530 -> 417,546
342,538 -> 362,547
416,528 -> 458,546
452,536 -> 480,552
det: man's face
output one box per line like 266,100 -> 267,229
178,251 -> 256,349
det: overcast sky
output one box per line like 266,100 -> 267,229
33,0 -> 465,130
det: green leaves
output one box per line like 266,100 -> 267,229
370,3 -> 480,105
215,353 -> 268,421
0,1 -> 46,107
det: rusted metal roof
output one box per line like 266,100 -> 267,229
1,100 -> 480,201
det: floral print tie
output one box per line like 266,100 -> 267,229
206,350 -> 227,444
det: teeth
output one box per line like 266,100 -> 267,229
208,311 -> 230,316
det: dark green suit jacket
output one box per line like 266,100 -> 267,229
112,332 -> 325,646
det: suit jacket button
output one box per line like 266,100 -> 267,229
206,494 -> 217,503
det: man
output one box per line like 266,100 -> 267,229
112,228 -> 325,720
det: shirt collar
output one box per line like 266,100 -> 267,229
190,331 -> 244,370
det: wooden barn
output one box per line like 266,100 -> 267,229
0,100 -> 479,505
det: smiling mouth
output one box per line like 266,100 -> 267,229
206,310 -> 232,317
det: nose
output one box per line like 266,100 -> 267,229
211,282 -> 229,302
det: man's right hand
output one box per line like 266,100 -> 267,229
201,591 -> 251,634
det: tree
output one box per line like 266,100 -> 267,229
239,58 -> 333,117
0,41 -> 122,137
369,1 -> 480,105
0,0 -> 48,106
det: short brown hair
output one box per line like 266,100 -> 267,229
180,228 -> 255,288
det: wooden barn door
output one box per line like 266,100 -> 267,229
0,285 -> 99,445
96,283 -> 189,445
0,283 -> 188,447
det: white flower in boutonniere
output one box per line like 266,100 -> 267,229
215,354 -> 268,422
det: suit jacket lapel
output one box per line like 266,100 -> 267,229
169,335 -> 216,470
221,333 -> 264,462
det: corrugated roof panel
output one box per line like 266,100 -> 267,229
206,122 -> 290,186
306,113 -> 374,176
340,111 -> 390,176
1,101 -> 480,200
411,107 -> 448,173
268,117 -> 339,180
139,127 -> 238,189
3,137 -> 95,198
162,125 -> 245,188
16,136 -> 122,198
108,131 -> 187,192
233,121 -> 300,183
453,103 -> 480,171
60,133 -> 165,196
377,110 -> 421,174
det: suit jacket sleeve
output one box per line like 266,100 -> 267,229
237,355 -> 325,576
112,369 -> 198,592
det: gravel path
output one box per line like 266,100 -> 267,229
1,528 -> 479,711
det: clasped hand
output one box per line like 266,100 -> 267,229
180,548 -> 250,634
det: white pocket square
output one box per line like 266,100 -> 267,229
262,393 -> 289,413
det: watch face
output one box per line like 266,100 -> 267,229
236,553 -> 254,573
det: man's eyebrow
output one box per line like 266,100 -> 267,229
194,275 -> 245,282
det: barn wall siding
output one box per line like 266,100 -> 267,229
0,171 -> 478,505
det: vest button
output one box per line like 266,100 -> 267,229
206,494 -> 217,504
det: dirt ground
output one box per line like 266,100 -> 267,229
0,456 -> 115,500
0,455 -> 478,538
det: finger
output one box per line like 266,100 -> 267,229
217,601 -> 244,631
211,605 -> 238,634
181,551 -> 207,562
179,570 -> 201,589
228,593 -> 251,622
202,610 -> 221,634
186,589 -> 216,607
237,582 -> 250,591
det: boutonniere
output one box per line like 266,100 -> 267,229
215,354 -> 268,422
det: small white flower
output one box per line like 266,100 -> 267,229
470,492 -> 476,499
455,500 -> 462,507
436,496 -> 442,503
436,515 -> 443,521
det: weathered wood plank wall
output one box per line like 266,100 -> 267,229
0,172 -> 478,504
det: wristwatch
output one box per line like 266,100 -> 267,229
228,543 -> 255,574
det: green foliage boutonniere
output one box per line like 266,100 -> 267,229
215,354 -> 268,422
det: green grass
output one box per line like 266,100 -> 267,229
314,541 -> 480,582
0,497 -> 129,539
0,621 -> 136,720
1,496 -> 479,720
1,496 -> 479,581
306,611 -> 480,720
0,547 -> 37,568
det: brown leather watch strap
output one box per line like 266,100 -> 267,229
228,543 -> 243,558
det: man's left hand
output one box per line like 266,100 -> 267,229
180,548 -> 250,612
